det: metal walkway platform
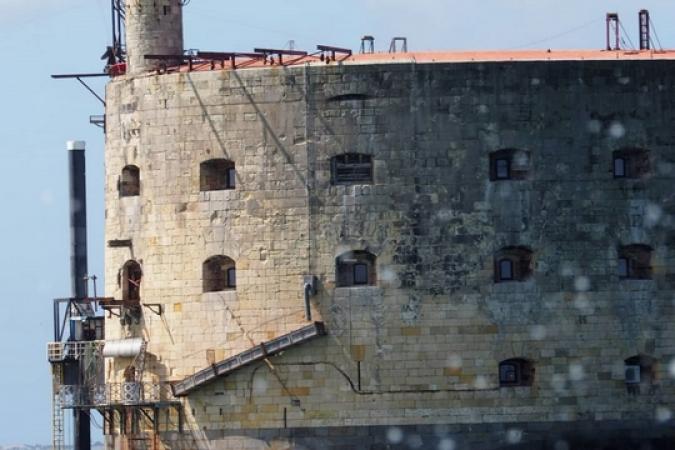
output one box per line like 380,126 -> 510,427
172,322 -> 326,397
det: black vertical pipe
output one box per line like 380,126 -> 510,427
67,140 -> 91,450
111,0 -> 117,62
69,141 -> 88,301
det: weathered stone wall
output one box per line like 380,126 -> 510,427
104,60 -> 675,449
125,0 -> 183,75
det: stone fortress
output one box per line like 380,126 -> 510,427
102,0 -> 675,448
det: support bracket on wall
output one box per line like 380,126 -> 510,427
142,303 -> 163,316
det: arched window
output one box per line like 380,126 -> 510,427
119,165 -> 140,197
336,250 -> 376,287
624,355 -> 655,395
495,247 -> 533,282
122,260 -> 142,302
203,256 -> 236,292
618,244 -> 653,280
489,149 -> 530,181
200,159 -> 236,191
331,153 -> 373,185
499,358 -> 534,387
613,148 -> 650,178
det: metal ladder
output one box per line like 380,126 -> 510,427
52,366 -> 65,450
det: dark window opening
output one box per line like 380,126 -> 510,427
122,260 -> 142,302
625,355 -> 655,395
327,93 -> 374,102
353,263 -> 369,285
490,149 -> 530,181
203,255 -> 236,292
618,244 -> 653,280
495,247 -> 533,283
336,251 -> 376,287
613,157 -> 626,178
498,259 -> 514,281
227,267 -> 236,289
331,153 -> 373,185
119,165 -> 140,197
495,159 -> 510,180
613,148 -> 650,179
200,159 -> 236,191
499,358 -> 534,387
163,5 -> 170,15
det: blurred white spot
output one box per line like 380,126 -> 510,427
551,374 -> 567,393
407,434 -> 423,449
437,209 -> 454,222
618,76 -> 631,85
433,424 -> 451,437
569,363 -> 585,381
530,325 -> 547,341
478,104 -> 489,114
40,189 -> 54,206
644,204 -> 663,228
559,262 -> 575,277
474,375 -> 488,389
438,438 -> 456,450
656,407 -> 672,423
531,78 -> 541,86
252,376 -> 268,394
506,428 -> 523,444
554,440 -> 570,450
574,276 -> 591,292
587,120 -> 601,134
447,354 -> 463,370
668,359 -> 675,378
573,293 -> 592,313
608,122 -> 626,139
387,427 -> 404,444
379,266 -> 397,282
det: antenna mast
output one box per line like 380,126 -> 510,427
111,0 -> 126,63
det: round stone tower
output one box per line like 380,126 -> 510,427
125,0 -> 184,75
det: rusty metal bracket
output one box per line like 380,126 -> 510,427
142,303 -> 163,316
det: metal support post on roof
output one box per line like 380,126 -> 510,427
360,36 -> 375,54
389,37 -> 408,53
639,10 -> 650,50
606,13 -> 620,51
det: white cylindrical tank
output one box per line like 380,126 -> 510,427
125,0 -> 184,75
103,338 -> 145,358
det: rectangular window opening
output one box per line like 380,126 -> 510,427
227,168 -> 236,189
614,157 -> 626,178
227,268 -> 236,288
495,159 -> 511,180
353,264 -> 368,285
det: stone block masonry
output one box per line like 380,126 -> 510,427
104,59 -> 675,449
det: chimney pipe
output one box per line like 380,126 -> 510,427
66,140 -> 91,450
639,10 -> 650,50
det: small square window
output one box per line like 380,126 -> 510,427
500,363 -> 519,384
227,268 -> 236,288
614,157 -> 626,178
353,264 -> 368,285
495,159 -> 510,180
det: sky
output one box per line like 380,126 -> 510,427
0,0 -> 674,445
